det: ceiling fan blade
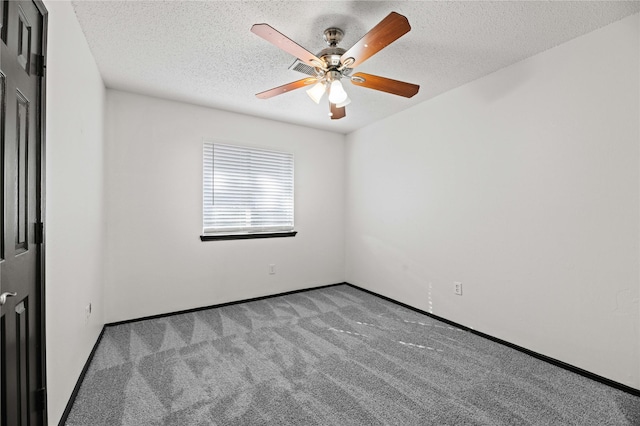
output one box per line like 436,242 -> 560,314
340,12 -> 411,69
330,103 -> 346,120
256,78 -> 317,99
351,72 -> 419,98
251,23 -> 325,69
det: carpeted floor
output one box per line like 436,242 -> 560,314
65,284 -> 640,425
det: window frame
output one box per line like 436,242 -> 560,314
201,141 -> 297,241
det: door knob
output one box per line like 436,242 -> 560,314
0,292 -> 17,306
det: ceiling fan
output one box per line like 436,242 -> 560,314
251,12 -> 420,120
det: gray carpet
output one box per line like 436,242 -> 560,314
65,284 -> 640,425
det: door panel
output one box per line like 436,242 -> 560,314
0,72 -> 4,261
0,1 -> 45,425
0,2 -> 7,44
15,299 -> 28,425
15,90 -> 28,252
15,7 -> 28,72
0,315 -> 5,426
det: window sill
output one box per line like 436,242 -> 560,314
200,231 -> 297,241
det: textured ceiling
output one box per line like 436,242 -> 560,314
71,1 -> 640,134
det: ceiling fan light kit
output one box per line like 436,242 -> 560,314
328,80 -> 348,104
306,82 -> 326,104
251,11 -> 420,120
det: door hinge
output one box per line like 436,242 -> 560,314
34,222 -> 44,244
35,387 -> 47,411
34,54 -> 45,77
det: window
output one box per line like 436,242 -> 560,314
202,142 -> 296,240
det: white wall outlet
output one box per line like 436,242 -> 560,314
269,264 -> 276,275
454,282 -> 463,296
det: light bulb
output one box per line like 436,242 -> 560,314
306,82 -> 326,104
328,80 -> 348,104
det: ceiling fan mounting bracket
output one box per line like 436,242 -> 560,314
323,27 -> 344,47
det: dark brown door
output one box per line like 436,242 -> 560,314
0,1 -> 46,425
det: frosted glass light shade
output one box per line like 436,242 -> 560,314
328,80 -> 348,104
336,97 -> 351,108
306,82 -> 326,104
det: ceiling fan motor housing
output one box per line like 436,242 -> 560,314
318,46 -> 346,68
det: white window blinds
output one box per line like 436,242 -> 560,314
203,143 -> 294,234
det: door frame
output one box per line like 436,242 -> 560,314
33,0 -> 47,422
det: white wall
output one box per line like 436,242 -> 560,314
345,14 -> 640,390
42,6 -> 637,423
44,1 -> 106,424
104,91 -> 345,323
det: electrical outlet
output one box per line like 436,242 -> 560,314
269,264 -> 276,275
453,282 -> 463,296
